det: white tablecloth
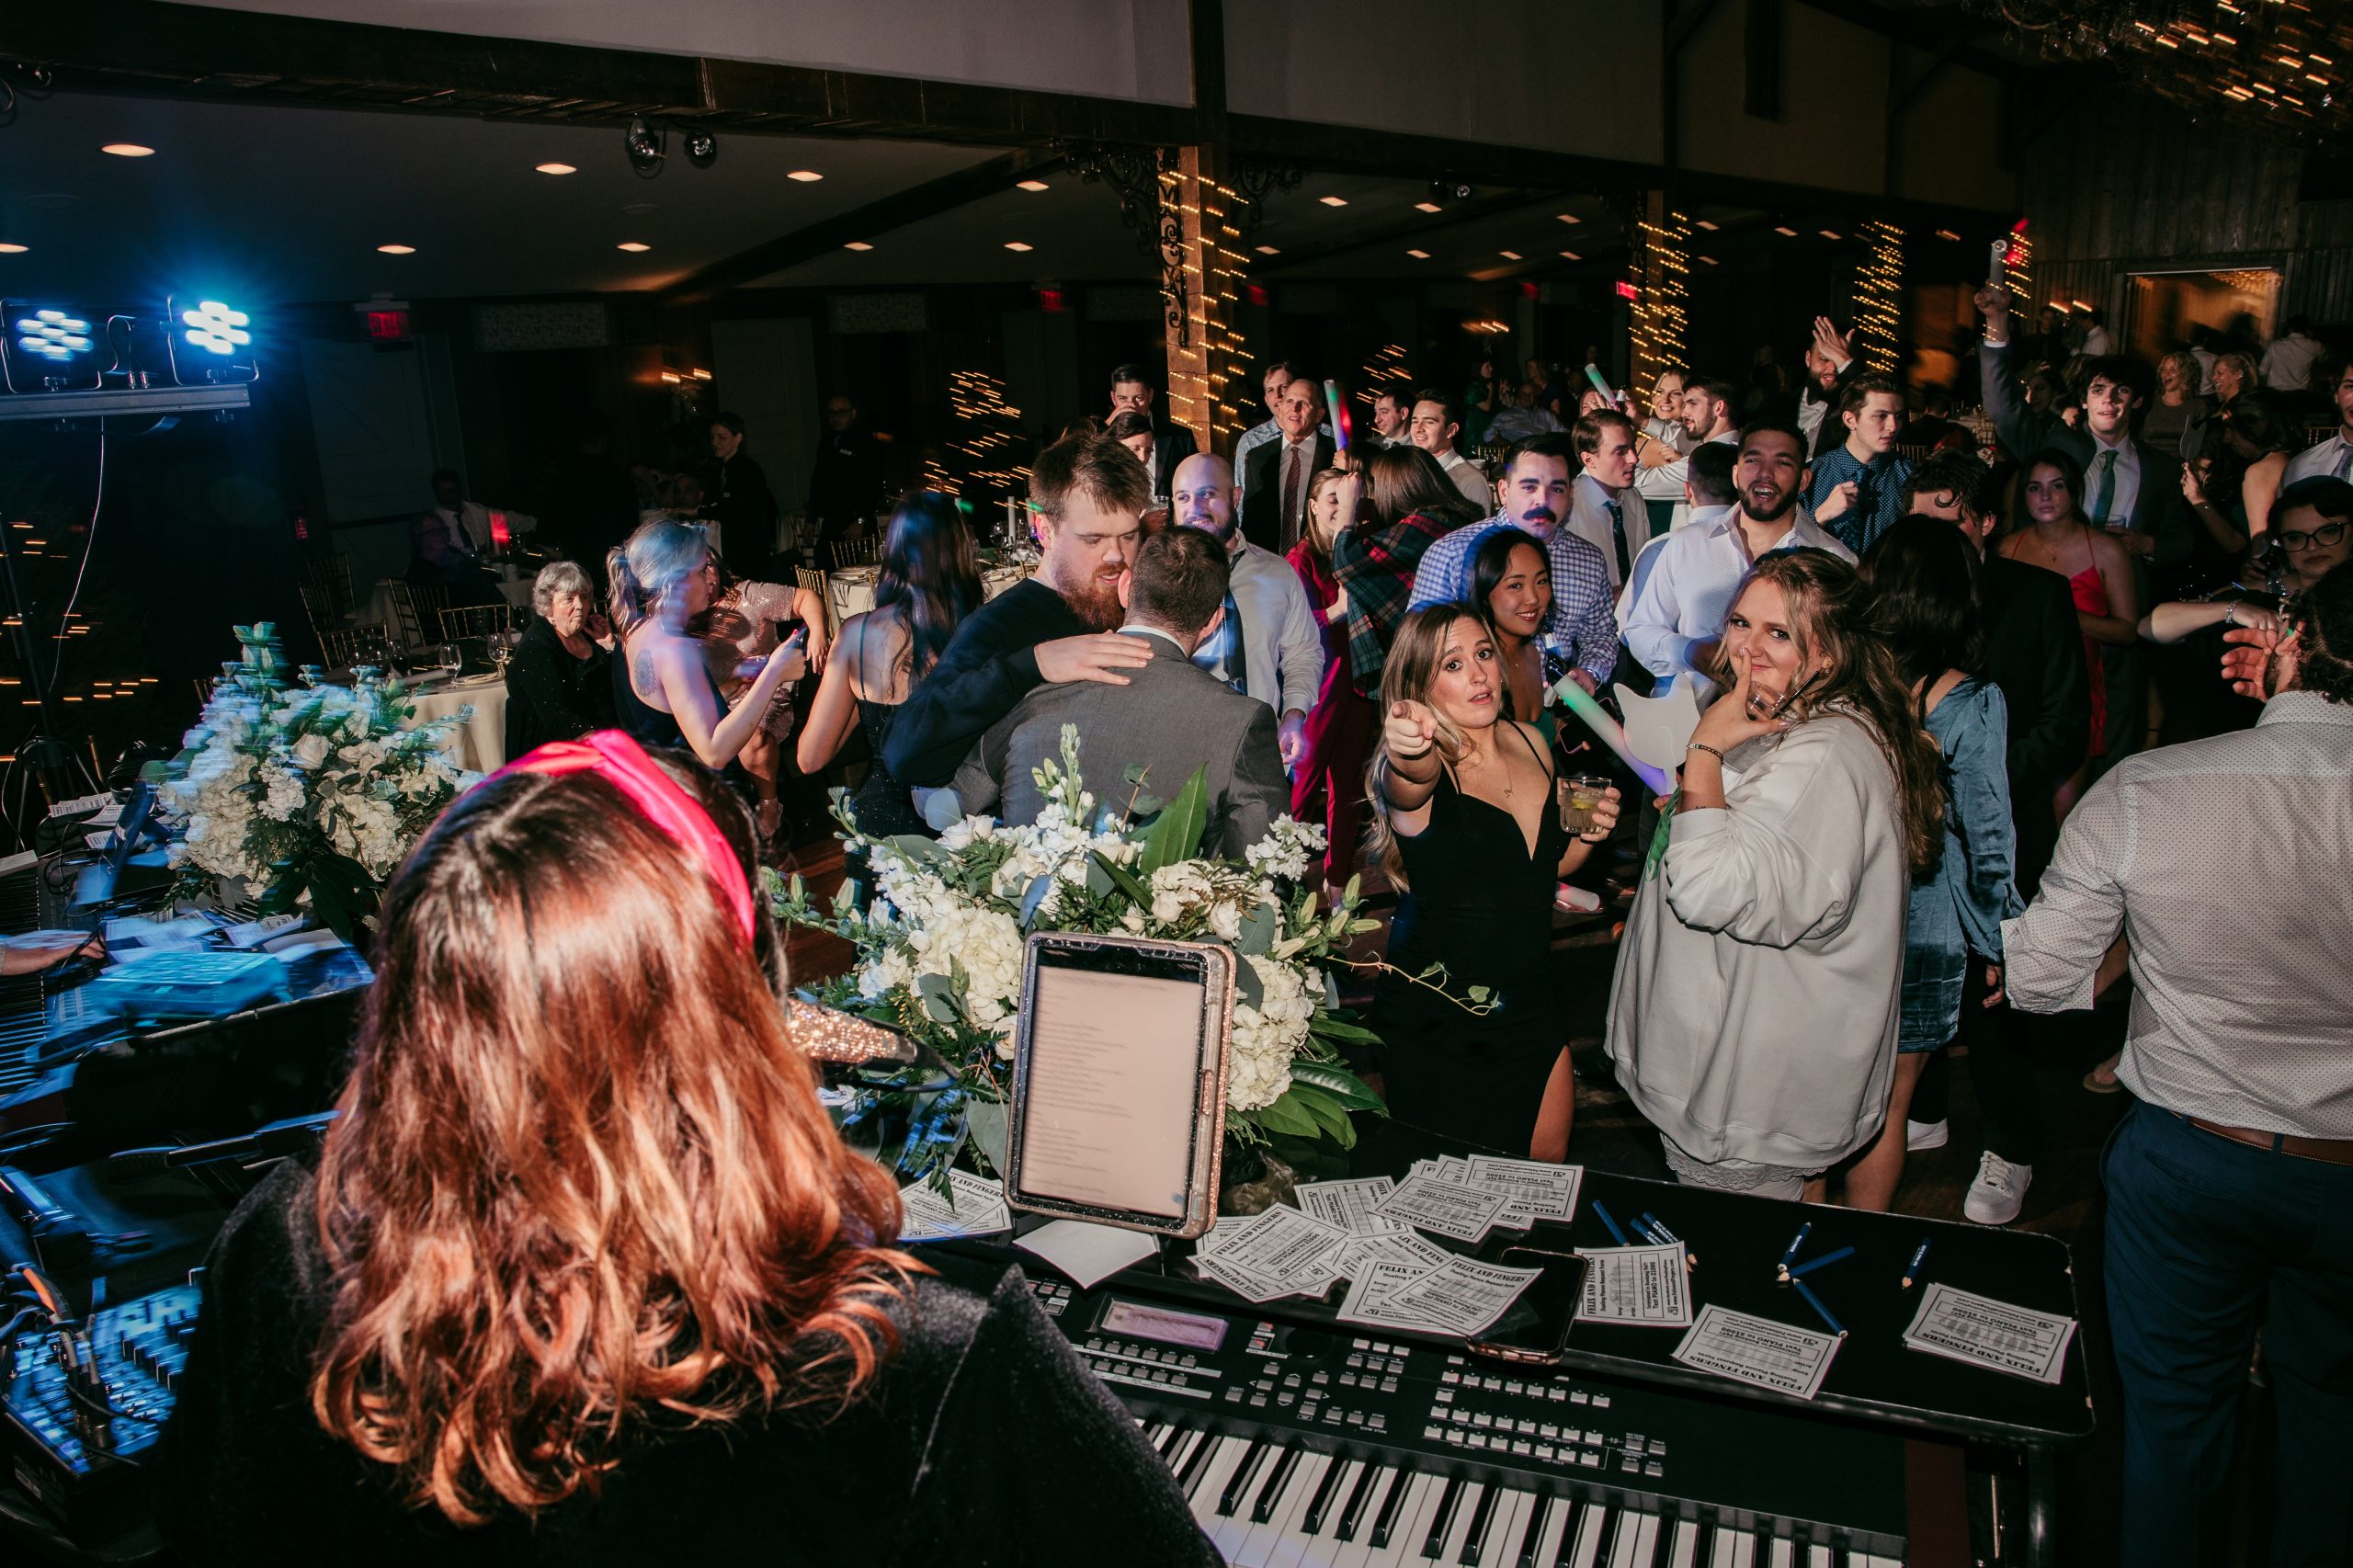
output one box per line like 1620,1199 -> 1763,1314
407,674 -> 509,775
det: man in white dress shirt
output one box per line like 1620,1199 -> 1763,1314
1234,360 -> 1329,505
1369,390 -> 1414,447
1563,408 -> 1642,589
1408,387 -> 1494,512
1621,422 -> 1853,701
1632,375 -> 1741,534
2282,359 -> 2353,484
2261,314 -> 2325,393
2003,562 -> 2353,1568
1169,452 -> 1325,770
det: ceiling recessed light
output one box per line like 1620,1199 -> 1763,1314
1414,201 -> 1441,213
0,244 -> 27,255
1255,244 -> 1280,256
1004,241 -> 1033,252
1016,179 -> 1050,192
99,143 -> 155,158
376,244 -> 416,255
1773,225 -> 1798,237
1818,229 -> 1842,240
1406,248 -> 1430,259
844,242 -> 874,251
616,241 -> 652,252
787,170 -> 824,183
1319,195 -> 1349,207
1699,255 -> 1719,265
1555,213 -> 1581,225
1693,219 -> 1720,232
1498,250 -> 1522,260
1559,250 -> 1582,261
535,162 -> 577,176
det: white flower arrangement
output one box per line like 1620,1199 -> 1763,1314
771,724 -> 1391,1167
151,624 -> 479,935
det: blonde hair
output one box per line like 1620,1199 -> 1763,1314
606,517 -> 712,632
1363,605 -> 1486,889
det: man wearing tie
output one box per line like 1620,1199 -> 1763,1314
1169,452 -> 1325,772
1977,286 -> 2191,767
2282,360 -> 2353,484
1240,377 -> 1336,553
1563,408 -> 1640,592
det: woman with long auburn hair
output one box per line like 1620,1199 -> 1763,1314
1607,550 -> 1946,1203
156,733 -> 1219,1565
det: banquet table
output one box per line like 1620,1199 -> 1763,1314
823,558 -> 1032,628
405,671 -> 509,774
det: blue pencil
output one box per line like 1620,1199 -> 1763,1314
1641,1212 -> 1699,1267
1590,1199 -> 1630,1245
1791,1277 -> 1847,1338
1903,1239 -> 1931,1289
1777,1221 -> 1812,1275
1788,1244 -> 1856,1278
1627,1216 -> 1665,1244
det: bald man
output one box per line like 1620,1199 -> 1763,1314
1170,451 -> 1327,768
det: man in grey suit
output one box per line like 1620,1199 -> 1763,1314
945,527 -> 1290,858
1976,284 -> 2192,767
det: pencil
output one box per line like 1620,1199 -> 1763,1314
1903,1239 -> 1931,1290
1792,1277 -> 1847,1338
1777,1221 -> 1812,1277
1640,1212 -> 1698,1268
1591,1199 -> 1630,1246
1788,1244 -> 1855,1278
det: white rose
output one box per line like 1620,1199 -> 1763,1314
291,733 -> 332,769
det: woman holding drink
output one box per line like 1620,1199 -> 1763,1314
1367,605 -> 1620,1162
1605,551 -> 1945,1200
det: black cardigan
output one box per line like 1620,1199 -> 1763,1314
155,1162 -> 1219,1567
503,618 -> 617,759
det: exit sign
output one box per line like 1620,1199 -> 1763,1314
365,309 -> 412,343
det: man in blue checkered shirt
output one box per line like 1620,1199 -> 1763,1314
1803,372 -> 1914,555
1405,433 -> 1619,692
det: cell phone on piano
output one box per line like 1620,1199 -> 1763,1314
1467,1246 -> 1588,1368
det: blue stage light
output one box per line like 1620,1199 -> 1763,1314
1,301 -> 106,391
179,300 -> 252,356
165,294 -> 259,387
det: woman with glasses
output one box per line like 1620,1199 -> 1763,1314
607,518 -> 805,778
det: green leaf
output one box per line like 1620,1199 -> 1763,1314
302,851 -> 382,944
963,1098 -> 1009,1176
1124,762 -> 1150,784
887,834 -> 945,866
1237,902 -> 1279,956
1136,766 -> 1211,877
1284,1085 -> 1357,1146
1018,874 -> 1054,927
1306,1013 -> 1381,1044
1092,850 -> 1153,906
1086,858 -> 1116,898
1253,1093 -> 1321,1137
915,972 -> 960,1023
1290,1060 -> 1387,1111
1233,954 -> 1264,1012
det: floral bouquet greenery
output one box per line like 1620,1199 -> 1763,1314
770,724 -> 1396,1191
149,623 -> 479,939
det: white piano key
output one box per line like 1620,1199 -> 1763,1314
1858,1557 -> 1906,1568
1805,1548 -> 1832,1568
1434,1476 -> 1484,1563
1360,1473 -> 1443,1568
1187,1435 -> 1255,1512
1567,1504 -> 1610,1568
1665,1520 -> 1699,1568
1479,1488 -> 1533,1568
1768,1539 -> 1794,1568
1724,1531 -> 1756,1568
1618,1513 -> 1662,1568
1711,1528 -> 1738,1568
1529,1494 -> 1574,1568
1238,1451 -> 1329,1568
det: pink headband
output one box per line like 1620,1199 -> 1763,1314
488,730 -> 756,945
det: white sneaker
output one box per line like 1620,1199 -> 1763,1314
1905,1119 -> 1949,1152
1964,1153 -> 2032,1225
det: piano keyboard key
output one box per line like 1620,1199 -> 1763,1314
1768,1538 -> 1795,1568
1426,1474 -> 1471,1560
1370,1465 -> 1420,1550
1459,1481 -> 1504,1565
1564,1502 -> 1608,1568
1667,1519 -> 1700,1568
1222,1439 -> 1273,1517
1483,1489 -> 1533,1568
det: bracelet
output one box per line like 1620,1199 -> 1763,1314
2223,603 -> 2242,629
1685,741 -> 1725,762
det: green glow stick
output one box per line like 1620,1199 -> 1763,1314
1549,674 -> 1673,794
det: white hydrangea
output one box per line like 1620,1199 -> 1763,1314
1244,814 -> 1328,884
1227,954 -> 1314,1111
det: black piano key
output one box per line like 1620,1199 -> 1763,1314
1515,1488 -> 1554,1568
1424,1475 -> 1468,1560
1336,1459 -> 1387,1543
1173,1429 -> 1216,1492
1219,1439 -> 1269,1518
1154,1421 -> 1189,1461
1370,1463 -> 1417,1550
1302,1454 -> 1348,1534
1461,1481 -> 1502,1566
1252,1444 -> 1302,1524
1651,1514 -> 1678,1568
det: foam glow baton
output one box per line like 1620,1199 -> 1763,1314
1582,362 -> 1622,410
1548,673 -> 1673,795
1323,378 -> 1352,452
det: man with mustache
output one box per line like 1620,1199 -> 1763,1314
1405,434 -> 1618,694
1168,452 -> 1326,770
883,431 -> 1155,788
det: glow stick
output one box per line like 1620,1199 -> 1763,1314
1549,674 -> 1673,794
1582,362 -> 1622,409
1323,378 -> 1352,452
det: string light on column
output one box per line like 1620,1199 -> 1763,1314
1857,220 -> 1904,375
1163,165 -> 1256,452
1629,209 -> 1692,391
2003,219 -> 2033,310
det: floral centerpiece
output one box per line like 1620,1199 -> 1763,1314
772,725 -> 1412,1197
150,623 -> 479,938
